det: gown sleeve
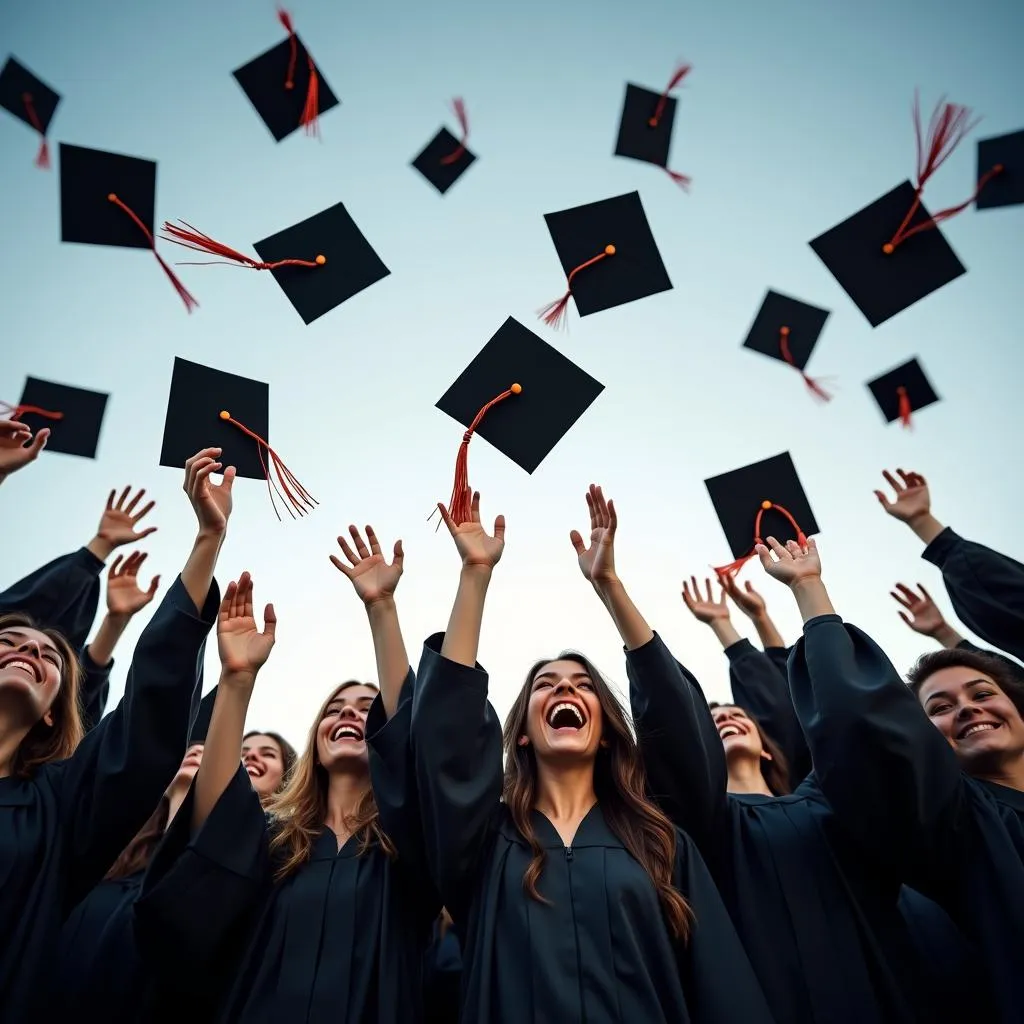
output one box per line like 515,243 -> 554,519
409,633 -> 504,921
787,613 -> 968,882
922,527 -> 1024,664
77,647 -> 112,733
625,632 -> 729,855
0,546 -> 103,650
726,638 -> 812,782
55,575 -> 219,908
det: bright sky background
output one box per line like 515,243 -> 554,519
3,0 -> 1022,752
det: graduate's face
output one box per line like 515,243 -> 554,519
711,705 -> 766,760
0,626 -> 64,726
242,734 -> 285,796
169,743 -> 204,789
523,660 -> 604,761
316,685 -> 377,771
919,667 -> 1024,770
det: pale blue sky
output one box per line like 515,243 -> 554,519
2,0 -> 1022,748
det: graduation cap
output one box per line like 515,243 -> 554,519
741,290 -> 834,401
59,143 -> 197,312
539,191 -> 672,329
411,97 -> 476,194
435,317 -> 604,522
0,56 -> 59,169
866,357 -> 939,429
809,93 -> 1001,327
1,377 -> 108,459
159,357 -> 316,520
232,7 -> 339,141
705,451 -> 820,577
975,129 -> 1023,210
613,63 -> 692,189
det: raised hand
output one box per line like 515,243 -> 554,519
106,552 -> 160,618
438,488 -> 505,570
217,572 -> 276,685
570,484 -> 619,588
720,573 -> 766,618
331,525 -> 404,606
757,536 -> 822,587
93,486 -> 158,558
874,469 -> 930,523
184,447 -> 235,536
0,419 -> 47,479
891,583 -> 945,636
682,576 -> 730,624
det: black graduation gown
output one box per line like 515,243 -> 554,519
134,670 -> 439,1024
628,631 -> 944,1024
409,633 -> 775,1024
788,614 -> 1024,1024
0,575 -> 216,1024
923,527 -> 1024,664
423,919 -> 462,1024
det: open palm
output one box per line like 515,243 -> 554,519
874,469 -> 930,523
682,576 -> 730,623
217,572 -> 277,681
331,525 -> 404,605
720,574 -> 766,618
891,583 -> 945,636
97,486 -> 158,548
570,484 -> 618,586
106,552 -> 160,617
757,536 -> 822,586
439,489 -> 505,569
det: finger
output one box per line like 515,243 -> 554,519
26,428 -> 49,455
873,490 -> 892,510
894,582 -> 915,599
690,575 -> 700,597
365,525 -> 382,558
918,583 -> 933,602
392,538 -> 404,569
243,576 -> 254,621
136,526 -> 158,540
570,529 -> 586,556
703,578 -> 714,603
755,543 -> 774,570
115,485 -> 131,510
109,554 -> 125,576
146,575 -> 161,597
124,488 -> 145,515
890,590 -> 913,610
349,524 -> 371,560
882,470 -> 901,493
765,536 -> 789,558
471,490 -> 481,525
719,572 -> 737,596
194,461 -> 224,488
105,488 -> 116,511
607,498 -> 618,536
131,499 -> 155,522
585,488 -> 596,531
681,582 -> 695,610
220,580 -> 238,619
898,611 -> 913,627
897,469 -> 912,487
744,581 -> 760,598
329,554 -> 354,578
220,465 -> 237,492
337,533 -> 360,567
592,485 -> 608,528
263,603 -> 277,639
437,502 -> 458,537
806,537 -> 818,554
493,514 -> 506,543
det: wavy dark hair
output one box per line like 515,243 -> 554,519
502,652 -> 693,941
708,702 -> 792,795
0,612 -> 83,777
243,729 -> 298,796
907,647 -> 1024,719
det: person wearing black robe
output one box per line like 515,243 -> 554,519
875,467 -> 1024,663
0,448 -> 230,1023
411,487 -> 774,1024
422,910 -> 462,1024
757,533 -> 1020,1022
135,526 -> 439,1024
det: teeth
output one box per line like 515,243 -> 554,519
719,726 -> 741,738
548,702 -> 584,728
331,725 -> 363,742
3,660 -> 35,676
961,723 -> 997,739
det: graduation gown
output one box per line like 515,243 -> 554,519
410,633 -> 775,1024
134,670 -> 439,1024
628,631 -> 944,1024
788,615 -> 1024,1023
923,527 -> 1024,664
0,575 -> 217,1024
423,918 -> 462,1024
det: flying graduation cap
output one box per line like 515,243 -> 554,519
412,97 -> 476,194
2,377 -> 108,459
233,7 -> 340,141
435,317 -> 604,523
809,93 -> 1002,328
160,357 -> 316,520
975,128 -> 1024,210
706,451 -> 820,578
613,62 -> 693,190
0,56 -> 59,169
539,191 -> 673,329
741,290 -> 834,402
866,357 -> 940,429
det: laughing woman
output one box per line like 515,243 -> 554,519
241,729 -> 296,803
410,488 -> 773,1024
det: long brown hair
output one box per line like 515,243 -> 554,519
502,653 -> 694,941
105,795 -> 171,879
0,612 -> 84,777
708,702 -> 792,795
267,680 -> 395,880
243,728 -> 298,795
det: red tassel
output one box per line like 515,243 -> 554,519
277,7 -> 320,137
665,168 -> 692,191
713,500 -> 808,579
538,244 -> 616,330
21,92 -> 50,171
897,386 -> 913,429
107,194 -> 198,313
439,384 -> 521,526
648,62 -> 692,128
779,327 -> 833,402
883,92 -> 998,253
0,401 -> 63,422
161,221 -> 326,271
219,410 -> 317,521
440,98 -> 469,165
278,7 -> 297,87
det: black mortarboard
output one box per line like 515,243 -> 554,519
436,317 -> 604,507
976,129 -> 1024,210
866,357 -> 939,427
411,98 -> 475,194
706,451 -> 820,575
251,202 -> 390,325
613,65 -> 692,188
232,8 -> 339,142
0,56 -> 59,168
8,377 -> 108,459
540,191 -> 672,328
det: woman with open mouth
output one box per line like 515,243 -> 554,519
134,526 -> 439,1024
241,729 -> 296,803
760,530 -> 1024,1024
410,486 -> 774,1024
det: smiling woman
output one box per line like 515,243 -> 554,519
241,728 -> 296,803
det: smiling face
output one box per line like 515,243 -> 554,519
918,666 -> 1024,774
522,659 -> 604,763
315,684 -> 378,771
169,742 -> 204,790
0,626 -> 65,728
242,733 -> 286,797
711,705 -> 767,761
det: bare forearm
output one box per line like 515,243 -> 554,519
86,613 -> 130,666
366,597 -> 410,719
441,566 -> 491,667
791,579 -> 836,622
907,513 -> 945,546
192,675 -> 253,831
751,612 -> 785,649
593,578 -> 653,651
709,618 -> 742,649
86,535 -> 115,562
181,530 -> 224,613
933,623 -> 965,649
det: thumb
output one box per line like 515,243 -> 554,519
263,603 -> 277,638
569,529 -> 586,556
755,543 -> 774,573
147,575 -> 161,597
221,465 -> 237,491
898,611 -> 912,627
873,490 -> 892,511
493,515 -> 506,543
27,428 -> 49,457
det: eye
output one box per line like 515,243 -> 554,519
975,690 -> 995,700
533,681 -> 552,691
578,681 -> 594,691
927,703 -> 952,716
0,637 -> 13,647
42,651 -> 61,667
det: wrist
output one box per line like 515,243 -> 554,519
219,668 -> 258,690
460,562 -> 493,581
592,575 -> 622,598
104,610 -> 132,628
907,513 -> 944,546
365,595 -> 397,617
709,617 -> 740,647
196,525 -> 226,544
790,577 -> 835,621
87,536 -> 115,561
933,624 -> 964,649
